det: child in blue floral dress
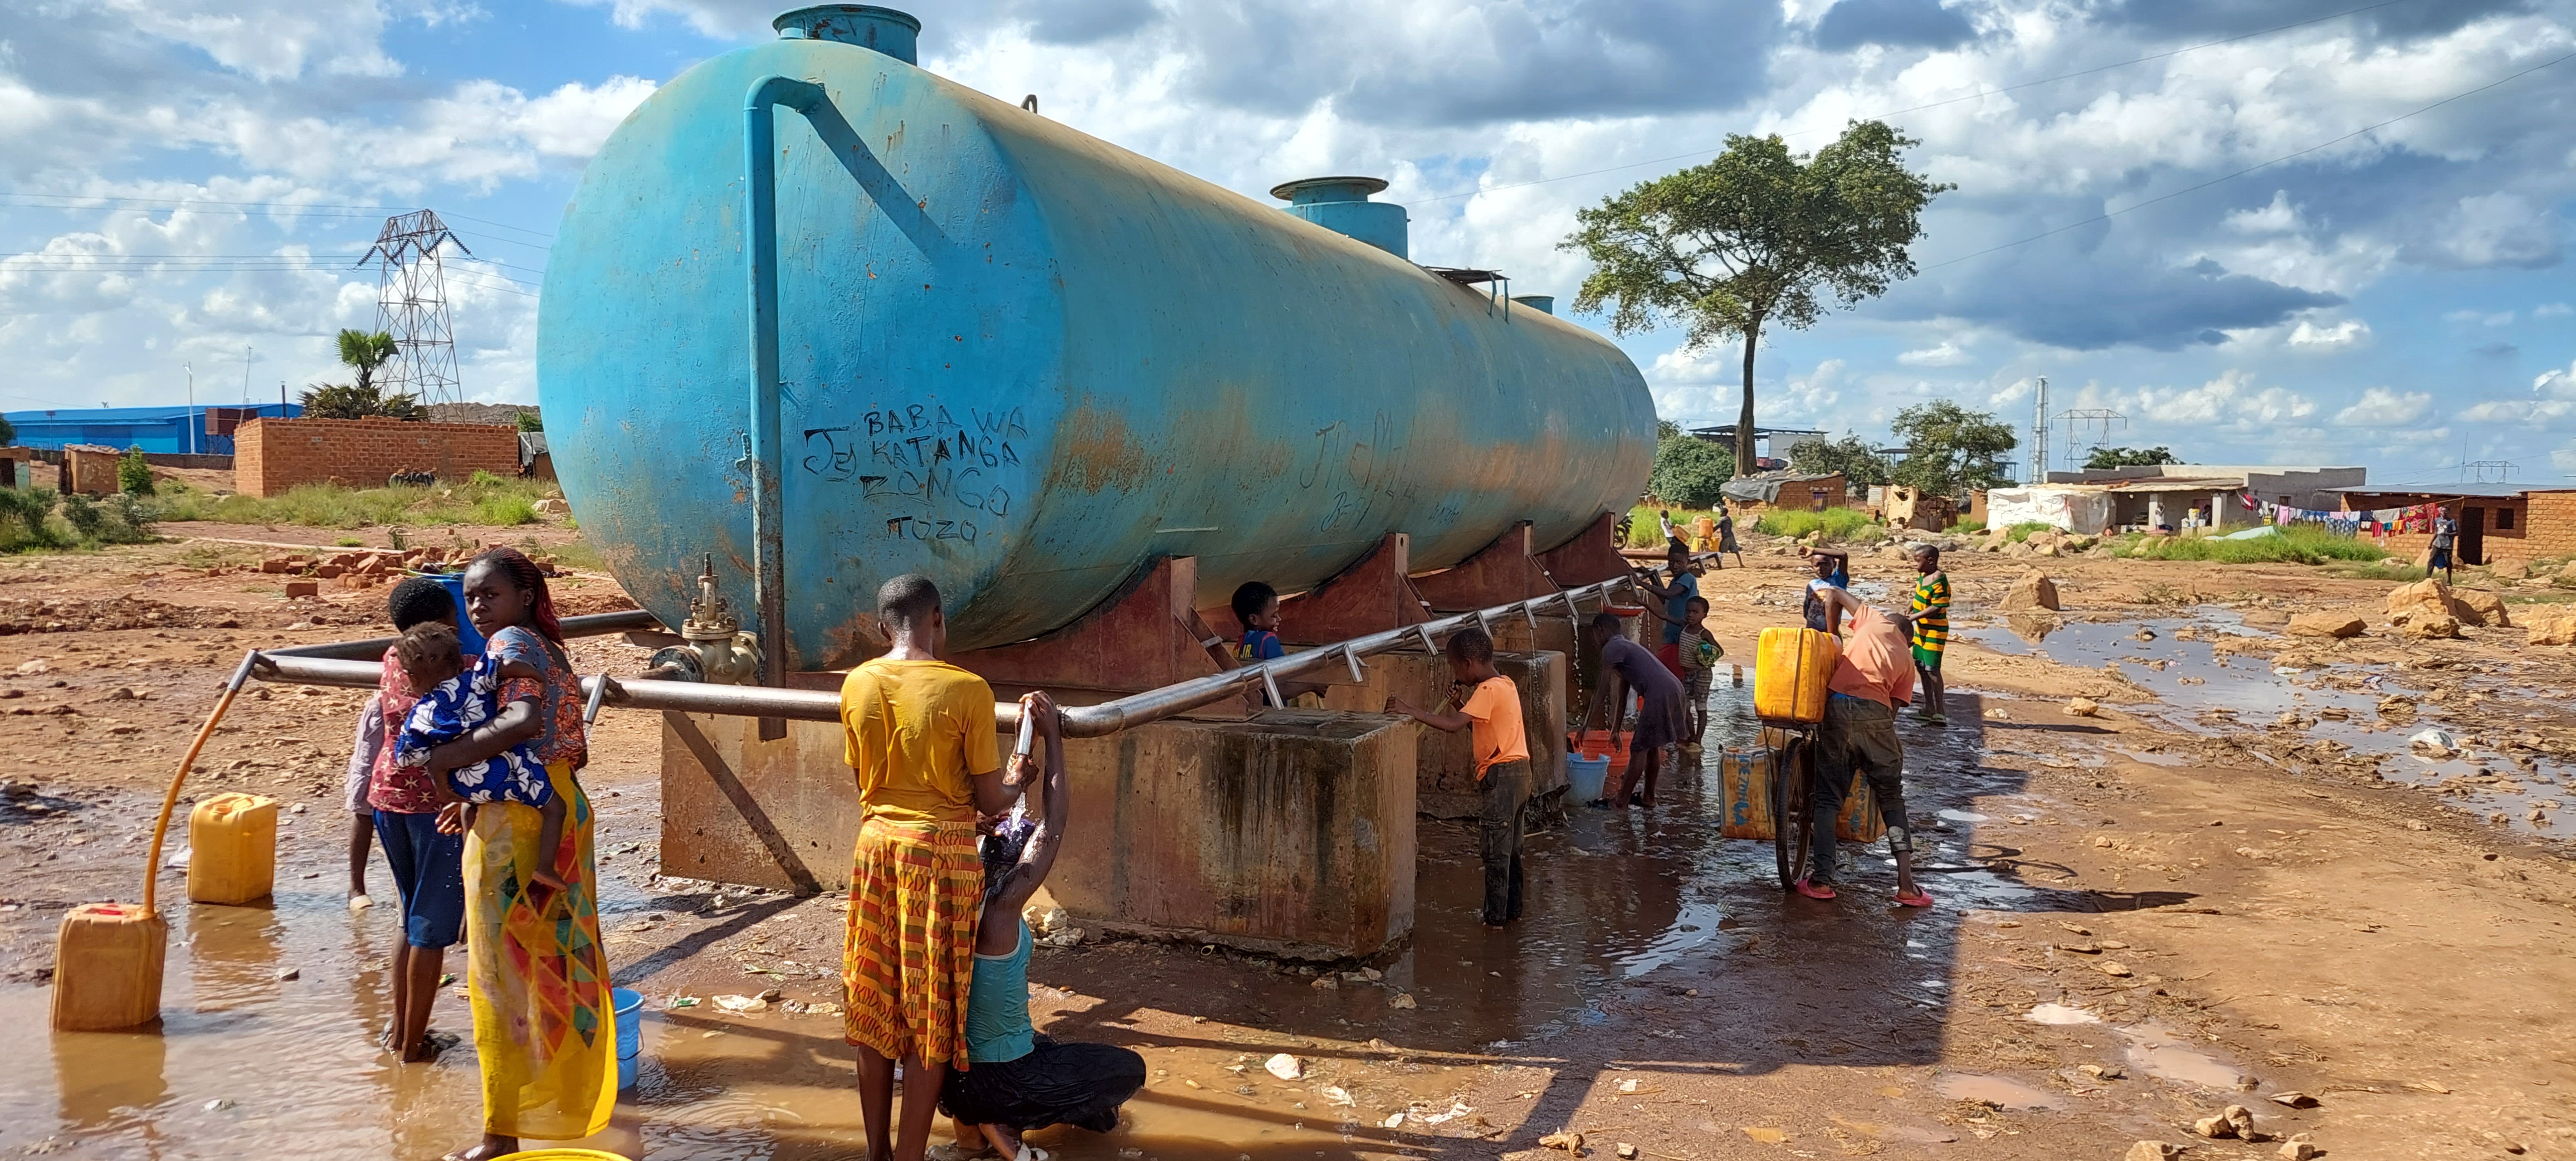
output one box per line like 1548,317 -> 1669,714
391,622 -> 568,895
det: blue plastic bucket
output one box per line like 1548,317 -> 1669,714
1567,754 -> 1610,803
612,987 -> 644,1090
424,572 -> 491,658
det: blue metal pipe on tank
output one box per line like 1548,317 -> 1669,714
538,3 -> 1657,669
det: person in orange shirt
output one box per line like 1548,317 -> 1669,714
1388,627 -> 1531,928
840,574 -> 1024,1161
1799,585 -> 1932,908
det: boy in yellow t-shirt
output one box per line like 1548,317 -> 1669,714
1387,627 -> 1531,927
838,574 -> 1019,1161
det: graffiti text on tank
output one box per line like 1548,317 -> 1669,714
801,401 -> 1027,538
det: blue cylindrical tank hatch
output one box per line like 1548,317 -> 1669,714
1271,176 -> 1410,260
1511,294 -> 1556,315
772,4 -> 918,62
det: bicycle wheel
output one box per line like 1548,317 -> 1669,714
1771,733 -> 1813,889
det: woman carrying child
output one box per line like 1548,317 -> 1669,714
421,548 -> 616,1160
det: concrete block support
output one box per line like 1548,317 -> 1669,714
1049,709 -> 1416,960
660,705 -> 1419,959
1318,650 -> 1567,819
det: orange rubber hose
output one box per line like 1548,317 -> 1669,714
142,651 -> 264,916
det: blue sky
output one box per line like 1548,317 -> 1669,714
4,0 -> 2573,486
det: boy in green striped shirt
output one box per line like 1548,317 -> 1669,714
1909,544 -> 1950,726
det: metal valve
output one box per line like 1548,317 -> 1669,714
650,555 -> 764,685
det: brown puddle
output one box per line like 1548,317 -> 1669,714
6,680 -> 2077,1158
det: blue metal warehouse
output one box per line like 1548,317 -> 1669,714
2,403 -> 300,455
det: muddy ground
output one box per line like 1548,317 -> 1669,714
1,528 -> 2571,1160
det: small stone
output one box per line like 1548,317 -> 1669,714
2268,1091 -> 2319,1108
2097,960 -> 2133,977
2066,697 -> 2100,717
1265,1053 -> 1302,1081
276,967 -> 299,981
2278,1143 -> 2320,1161
1616,1145 -> 1638,1160
2196,1115 -> 2236,1140
2127,1144 -> 2182,1161
1311,975 -> 1339,991
1389,993 -> 1417,1009
1539,1131 -> 1583,1152
203,1097 -> 233,1112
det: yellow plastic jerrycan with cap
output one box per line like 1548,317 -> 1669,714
51,901 -> 169,1031
186,792 -> 279,905
1754,627 -> 1839,725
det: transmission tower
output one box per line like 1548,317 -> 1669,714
2054,408 -> 2127,474
2028,376 -> 2048,484
359,210 -> 468,407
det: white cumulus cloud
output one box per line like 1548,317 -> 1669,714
2334,386 -> 2431,427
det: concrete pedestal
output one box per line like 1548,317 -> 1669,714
1318,651 -> 1567,819
1048,709 -> 1415,960
660,706 -> 1418,959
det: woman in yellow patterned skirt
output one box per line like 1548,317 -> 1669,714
841,574 -> 1022,1161
428,548 -> 615,1160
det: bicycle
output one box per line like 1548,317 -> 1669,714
1767,723 -> 1820,890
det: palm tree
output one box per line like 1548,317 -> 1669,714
300,329 -> 422,420
337,329 -> 399,394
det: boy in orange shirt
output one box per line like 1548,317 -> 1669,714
1388,627 -> 1531,927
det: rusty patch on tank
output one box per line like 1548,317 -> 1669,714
821,609 -> 890,671
1048,401 -> 1153,494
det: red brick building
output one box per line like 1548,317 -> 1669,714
233,416 -> 521,497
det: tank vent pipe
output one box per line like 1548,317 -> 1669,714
745,74 -> 830,739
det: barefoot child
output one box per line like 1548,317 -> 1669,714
1677,596 -> 1721,753
389,623 -> 566,897
1387,627 -> 1531,926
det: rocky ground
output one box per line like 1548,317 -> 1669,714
1,525 -> 2571,1160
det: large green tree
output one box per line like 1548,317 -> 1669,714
1890,401 -> 2017,496
2084,445 -> 2180,470
1790,433 -> 1891,486
1649,427 -> 1736,509
1563,121 -> 1948,475
301,329 -> 422,420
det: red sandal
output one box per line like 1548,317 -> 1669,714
1794,878 -> 1837,900
1894,888 -> 1934,908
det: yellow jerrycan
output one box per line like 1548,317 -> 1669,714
186,792 -> 279,905
1754,627 -> 1838,725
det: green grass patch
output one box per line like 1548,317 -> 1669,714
1754,507 -> 1878,542
2121,524 -> 2390,566
2003,521 -> 2053,543
1951,518 -> 1987,534
1624,505 -> 1727,549
155,476 -> 555,530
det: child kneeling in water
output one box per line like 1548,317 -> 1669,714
391,622 -> 568,896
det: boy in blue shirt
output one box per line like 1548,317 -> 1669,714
1230,581 -> 1324,705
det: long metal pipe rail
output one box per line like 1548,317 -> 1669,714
247,575 -> 1647,738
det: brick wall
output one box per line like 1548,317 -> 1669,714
234,417 -> 522,497
2522,491 -> 2576,559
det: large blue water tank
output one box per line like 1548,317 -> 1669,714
538,5 -> 1656,667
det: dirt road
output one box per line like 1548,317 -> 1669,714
2,531 -> 2570,1159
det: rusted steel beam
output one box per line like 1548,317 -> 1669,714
949,556 -> 1230,694
1271,533 -> 1433,645
1535,510 -> 1633,587
269,608 -> 663,662
1411,521 -> 1558,612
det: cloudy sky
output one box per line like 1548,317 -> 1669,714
4,0 -> 2573,484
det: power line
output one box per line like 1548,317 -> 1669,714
0,252 -> 546,277
1402,0 -> 2426,207
0,191 -> 557,243
1921,47 -> 2576,269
